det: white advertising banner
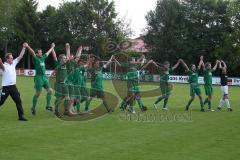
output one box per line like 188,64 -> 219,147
16,69 -> 240,86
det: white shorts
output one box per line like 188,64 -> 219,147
221,86 -> 228,95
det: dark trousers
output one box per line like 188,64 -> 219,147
0,85 -> 24,119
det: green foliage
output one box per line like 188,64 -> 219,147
145,0 -> 240,76
0,0 -> 131,67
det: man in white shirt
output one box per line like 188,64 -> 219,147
0,43 -> 28,121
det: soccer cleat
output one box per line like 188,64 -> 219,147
83,110 -> 94,115
217,107 -> 221,110
200,108 -> 206,112
31,107 -> 36,115
107,107 -> 114,113
227,108 -> 233,112
46,106 -> 53,112
209,109 -> 215,112
162,108 -> 168,111
185,107 -> 189,111
54,111 -> 62,118
127,109 -> 136,114
18,117 -> 28,121
153,103 -> 158,110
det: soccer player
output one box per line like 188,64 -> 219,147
0,43 -> 28,121
119,56 -> 151,113
88,55 -> 115,113
26,43 -> 55,115
153,60 -> 181,111
51,48 -> 69,117
217,60 -> 232,111
179,59 -> 205,112
74,54 -> 91,113
64,43 -> 82,116
201,56 -> 220,112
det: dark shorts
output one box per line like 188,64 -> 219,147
90,88 -> 105,99
160,82 -> 172,96
54,82 -> 69,97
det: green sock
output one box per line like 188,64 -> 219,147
46,92 -> 51,107
204,98 -> 208,105
85,100 -> 90,111
136,98 -> 143,110
54,99 -> 58,113
76,102 -> 80,112
32,95 -> 38,109
155,96 -> 163,105
64,99 -> 68,111
186,99 -> 194,110
120,100 -> 127,110
163,98 -> 169,108
208,100 -> 211,109
200,98 -> 204,109
129,99 -> 134,111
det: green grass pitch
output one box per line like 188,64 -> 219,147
0,76 -> 239,160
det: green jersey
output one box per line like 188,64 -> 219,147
90,67 -> 104,90
72,66 -> 85,87
127,66 -> 139,88
203,69 -> 213,85
159,67 -> 173,83
66,60 -> 77,84
32,54 -> 47,76
54,61 -> 68,83
188,70 -> 199,84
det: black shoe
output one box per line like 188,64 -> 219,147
217,107 -> 221,110
19,117 -> 28,121
185,107 -> 189,111
31,107 -> 36,115
54,111 -> 62,118
227,108 -> 233,112
201,108 -> 206,112
107,107 -> 114,113
46,106 -> 53,112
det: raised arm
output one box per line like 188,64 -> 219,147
151,60 -> 160,68
16,42 -> 27,62
172,59 -> 181,70
103,55 -> 114,68
26,44 -> 36,56
212,60 -> 219,71
0,58 -> 4,71
180,59 -> 189,71
198,56 -> 204,70
140,59 -> 154,70
75,46 -> 83,58
200,56 -> 205,70
51,48 -> 57,61
221,60 -> 227,69
45,43 -> 55,56
113,57 -> 121,66
65,43 -> 70,59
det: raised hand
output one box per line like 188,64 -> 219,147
51,43 -> 55,48
23,42 -> 28,48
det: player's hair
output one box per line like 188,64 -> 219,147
190,64 -> 195,68
35,48 -> 42,53
205,62 -> 211,67
58,54 -> 66,60
164,61 -> 170,65
5,53 -> 13,59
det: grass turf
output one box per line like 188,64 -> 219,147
0,76 -> 239,160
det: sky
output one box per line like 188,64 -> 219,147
37,0 -> 157,38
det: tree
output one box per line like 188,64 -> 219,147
14,0 -> 40,68
145,0 -> 239,75
0,0 -> 20,54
